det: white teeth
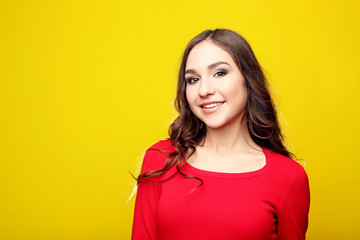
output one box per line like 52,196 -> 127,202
202,102 -> 223,108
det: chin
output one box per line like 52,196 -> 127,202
202,120 -> 228,129
201,115 -> 244,130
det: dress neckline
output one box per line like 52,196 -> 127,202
182,147 -> 272,178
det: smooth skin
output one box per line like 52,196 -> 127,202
185,40 -> 266,173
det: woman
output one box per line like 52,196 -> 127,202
132,29 -> 310,240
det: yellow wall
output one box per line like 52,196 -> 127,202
1,0 -> 359,239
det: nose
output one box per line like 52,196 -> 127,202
198,78 -> 215,97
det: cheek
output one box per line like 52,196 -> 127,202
185,87 -> 195,105
223,82 -> 247,104
185,87 -> 199,116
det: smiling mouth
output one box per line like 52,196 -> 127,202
201,102 -> 225,109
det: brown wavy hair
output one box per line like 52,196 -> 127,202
136,29 -> 296,186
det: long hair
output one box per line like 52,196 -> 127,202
136,29 -> 295,185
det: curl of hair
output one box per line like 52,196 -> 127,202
135,29 -> 296,188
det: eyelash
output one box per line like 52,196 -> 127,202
214,70 -> 227,77
186,70 -> 228,84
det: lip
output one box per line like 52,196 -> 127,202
199,101 -> 225,107
199,101 -> 225,114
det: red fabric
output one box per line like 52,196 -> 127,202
132,139 -> 310,240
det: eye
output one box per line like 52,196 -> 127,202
186,77 -> 199,84
214,70 -> 227,77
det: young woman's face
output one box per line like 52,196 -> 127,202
185,40 -> 248,129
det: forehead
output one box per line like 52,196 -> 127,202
186,41 -> 235,70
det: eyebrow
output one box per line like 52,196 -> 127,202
185,61 -> 230,75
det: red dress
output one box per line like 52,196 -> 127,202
132,139 -> 310,240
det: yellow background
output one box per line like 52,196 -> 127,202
1,0 -> 359,239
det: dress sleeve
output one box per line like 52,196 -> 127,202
277,165 -> 311,240
131,147 -> 165,240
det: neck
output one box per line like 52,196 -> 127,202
202,117 -> 260,154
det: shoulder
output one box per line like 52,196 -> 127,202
266,151 -> 310,215
148,139 -> 174,151
146,139 -> 175,159
140,139 -> 175,174
266,150 -> 310,207
267,150 -> 309,186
